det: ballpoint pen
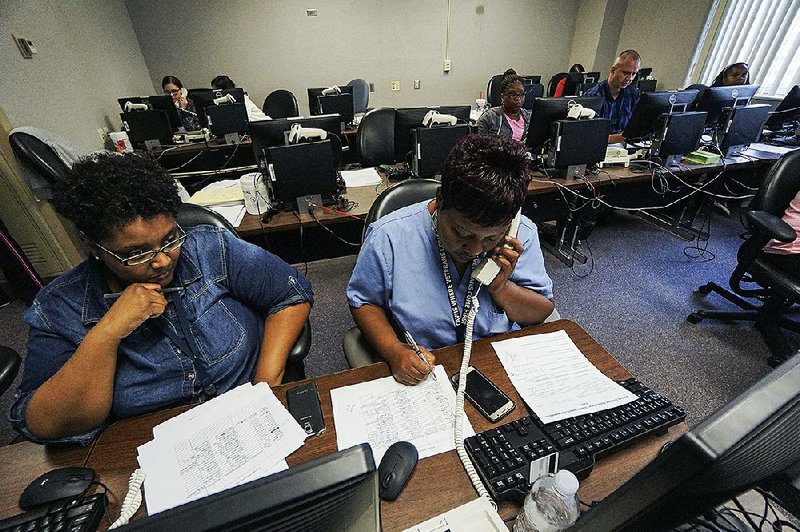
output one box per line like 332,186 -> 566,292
103,286 -> 185,300
404,331 -> 437,381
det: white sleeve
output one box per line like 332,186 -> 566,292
244,94 -> 271,121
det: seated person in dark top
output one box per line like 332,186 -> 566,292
162,75 -> 200,131
711,62 -> 750,87
347,135 -> 554,385
585,49 -> 641,143
476,73 -> 532,143
9,153 -> 313,444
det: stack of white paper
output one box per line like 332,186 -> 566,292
186,179 -> 246,227
136,382 -> 307,514
341,167 -> 383,188
331,365 -> 474,464
492,330 -> 637,424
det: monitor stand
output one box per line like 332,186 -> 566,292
297,194 -> 323,214
557,164 -> 587,180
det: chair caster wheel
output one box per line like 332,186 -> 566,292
687,313 -> 703,324
697,284 -> 713,295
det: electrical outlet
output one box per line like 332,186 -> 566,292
414,80 -> 421,90
369,82 -> 375,92
97,127 -> 110,142
391,81 -> 400,91
306,8 -> 318,16
443,59 -> 451,72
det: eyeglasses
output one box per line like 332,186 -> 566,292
164,88 -> 181,95
503,91 -> 526,100
93,226 -> 186,266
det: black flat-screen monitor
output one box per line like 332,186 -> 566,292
650,111 -> 707,163
637,67 -> 653,79
191,88 -> 246,128
718,104 -> 771,154
526,96 -> 604,151
122,444 -> 379,531
522,84 -> 545,111
692,84 -> 760,125
563,72 -> 601,96
574,353 -> 800,531
250,114 -> 343,165
120,110 -> 172,147
205,103 -> 249,138
394,106 -> 471,163
411,124 -> 472,178
117,96 -> 181,131
548,118 -> 610,171
318,93 -> 355,126
623,90 -> 699,142
764,85 -> 800,131
269,140 -> 339,210
521,75 -> 542,85
308,86 -> 354,116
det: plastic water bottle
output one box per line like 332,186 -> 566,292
240,172 -> 270,215
513,470 -> 580,532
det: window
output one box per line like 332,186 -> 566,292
688,0 -> 800,97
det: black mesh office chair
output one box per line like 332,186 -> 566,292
176,204 -> 311,381
346,79 -> 370,114
687,150 -> 800,367
344,178 -> 440,368
262,89 -> 299,119
487,74 -> 505,107
356,107 -> 396,168
0,346 -> 22,397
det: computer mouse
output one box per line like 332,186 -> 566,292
19,467 -> 95,509
378,441 -> 418,501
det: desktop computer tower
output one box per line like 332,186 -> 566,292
411,124 -> 471,178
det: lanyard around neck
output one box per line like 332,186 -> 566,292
432,209 -> 478,331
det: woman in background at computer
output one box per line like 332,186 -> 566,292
211,75 -> 271,122
162,75 -> 200,131
553,64 -> 586,97
475,73 -> 531,143
711,62 -> 750,87
9,153 -> 313,444
347,135 -> 554,385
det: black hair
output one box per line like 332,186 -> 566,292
53,153 -> 181,243
570,64 -> 585,73
711,62 -> 750,87
211,75 -> 236,90
503,68 -> 517,77
439,135 -> 531,227
161,75 -> 183,89
501,74 -> 524,95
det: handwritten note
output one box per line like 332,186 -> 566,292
492,330 -> 636,424
331,365 -> 474,464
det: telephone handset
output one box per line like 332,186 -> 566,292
174,88 -> 188,108
472,209 -> 521,285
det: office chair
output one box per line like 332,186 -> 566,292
346,79 -> 370,114
687,150 -> 800,367
262,89 -> 299,119
9,131 -> 69,194
176,203 -> 311,381
487,74 -> 505,107
547,73 -> 570,97
0,345 -> 22,397
344,178 -> 440,368
356,107 -> 396,168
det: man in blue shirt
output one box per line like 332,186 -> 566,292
585,50 -> 641,143
347,135 -> 554,386
9,153 -> 313,444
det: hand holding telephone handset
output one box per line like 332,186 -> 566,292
173,87 -> 189,109
472,209 -> 522,286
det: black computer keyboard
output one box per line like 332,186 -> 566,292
465,378 -> 686,503
0,493 -> 107,532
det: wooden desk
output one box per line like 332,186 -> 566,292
3,320 -> 680,530
144,138 -> 256,177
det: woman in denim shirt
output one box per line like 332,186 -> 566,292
9,153 -> 312,444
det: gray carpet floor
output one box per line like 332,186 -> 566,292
0,205 -> 781,446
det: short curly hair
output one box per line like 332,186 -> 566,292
439,135 -> 531,227
53,153 -> 181,243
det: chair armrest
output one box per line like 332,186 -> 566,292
746,210 -> 796,243
0,345 -> 22,396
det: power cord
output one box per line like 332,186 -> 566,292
307,205 -> 361,247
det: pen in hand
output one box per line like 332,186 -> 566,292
404,331 -> 436,381
103,286 -> 185,300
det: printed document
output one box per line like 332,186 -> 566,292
136,382 -> 306,514
492,330 -> 636,424
331,365 -> 474,464
341,167 -> 382,188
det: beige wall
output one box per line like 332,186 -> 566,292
0,0 -> 153,151
125,0 -> 580,115
569,0 -> 609,72
616,0 -> 714,90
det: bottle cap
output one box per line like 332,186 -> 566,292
553,470 -> 579,495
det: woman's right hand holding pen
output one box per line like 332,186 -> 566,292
98,283 -> 167,340
385,341 -> 436,386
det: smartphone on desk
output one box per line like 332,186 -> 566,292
287,381 -> 325,436
451,366 -> 515,423
472,209 -> 521,285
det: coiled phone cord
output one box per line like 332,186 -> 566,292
109,468 -> 145,529
453,285 -> 497,509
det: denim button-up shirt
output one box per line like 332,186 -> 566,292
584,80 -> 640,133
9,225 -> 313,445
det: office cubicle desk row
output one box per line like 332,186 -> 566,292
0,320 -> 686,530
